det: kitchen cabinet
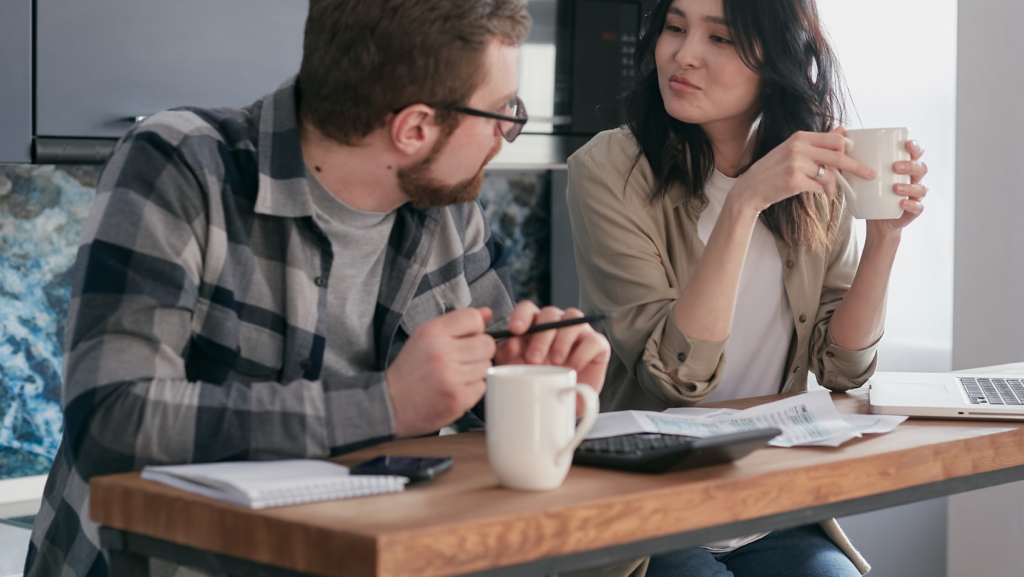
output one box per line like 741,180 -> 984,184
0,0 -> 33,163
1,0 -> 307,163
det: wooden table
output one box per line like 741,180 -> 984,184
91,391 -> 1024,577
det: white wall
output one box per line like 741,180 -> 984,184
947,0 -> 1024,574
817,0 -> 958,374
816,1 -> 958,575
948,480 -> 1024,577
0,475 -> 45,518
951,0 -> 1024,369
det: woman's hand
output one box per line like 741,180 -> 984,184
727,129 -> 877,214
829,138 -> 927,352
865,139 -> 928,239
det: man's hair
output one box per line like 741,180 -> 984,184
298,0 -> 531,145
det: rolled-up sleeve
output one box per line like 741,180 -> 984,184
809,208 -> 879,391
566,137 -> 725,406
641,314 -> 727,403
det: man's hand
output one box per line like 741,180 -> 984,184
494,302 -> 611,413
387,308 -> 496,438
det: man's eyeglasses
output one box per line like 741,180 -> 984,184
455,96 -> 528,143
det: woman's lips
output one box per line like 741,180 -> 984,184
668,75 -> 701,93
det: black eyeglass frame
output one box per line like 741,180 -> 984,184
455,96 -> 528,142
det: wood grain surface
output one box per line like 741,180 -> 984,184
90,392 -> 1024,577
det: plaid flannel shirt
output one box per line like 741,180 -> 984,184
25,77 -> 516,577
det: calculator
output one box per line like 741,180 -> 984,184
573,428 -> 781,474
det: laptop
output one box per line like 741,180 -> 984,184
869,371 -> 1024,420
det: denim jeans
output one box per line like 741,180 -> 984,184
645,524 -> 861,577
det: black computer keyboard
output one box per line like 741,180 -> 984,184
573,428 -> 781,474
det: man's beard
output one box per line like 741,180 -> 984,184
398,132 -> 503,209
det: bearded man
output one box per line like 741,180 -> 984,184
25,2 -> 611,575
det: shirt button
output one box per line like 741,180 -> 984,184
315,276 -> 328,288
826,351 -> 835,358
786,260 -> 795,269
300,359 -> 313,371
799,314 -> 807,323
443,304 -> 455,313
793,366 -> 801,374
677,352 -> 687,363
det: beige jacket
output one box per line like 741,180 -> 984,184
564,128 -> 876,575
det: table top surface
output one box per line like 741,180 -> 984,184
90,389 -> 1024,577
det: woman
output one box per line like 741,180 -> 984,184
565,0 -> 928,575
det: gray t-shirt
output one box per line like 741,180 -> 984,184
306,166 -> 396,379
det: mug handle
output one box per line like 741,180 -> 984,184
831,168 -> 856,200
557,384 -> 600,466
833,137 -> 857,201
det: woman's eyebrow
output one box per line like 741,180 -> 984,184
667,7 -> 726,25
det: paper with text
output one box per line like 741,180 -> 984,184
586,391 -> 894,448
839,413 -> 908,434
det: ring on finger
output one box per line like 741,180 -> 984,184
813,165 -> 825,181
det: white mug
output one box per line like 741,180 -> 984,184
485,365 -> 599,491
836,127 -> 910,220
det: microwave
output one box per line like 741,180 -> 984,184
521,0 -> 659,136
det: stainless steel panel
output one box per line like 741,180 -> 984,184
0,0 -> 32,162
549,168 -> 581,309
36,0 -> 306,138
521,0 -> 563,135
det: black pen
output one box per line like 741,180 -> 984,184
486,313 -> 608,340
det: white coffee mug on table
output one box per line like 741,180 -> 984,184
835,127 -> 910,220
485,365 -> 599,491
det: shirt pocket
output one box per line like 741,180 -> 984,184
399,278 -> 473,337
190,299 -> 284,380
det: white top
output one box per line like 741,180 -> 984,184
694,169 -> 795,552
697,169 -> 795,404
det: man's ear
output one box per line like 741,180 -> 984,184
390,104 -> 441,157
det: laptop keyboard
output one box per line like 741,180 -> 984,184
959,377 -> 1024,405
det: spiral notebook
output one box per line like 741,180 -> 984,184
141,459 -> 408,509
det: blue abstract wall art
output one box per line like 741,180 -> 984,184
0,165 -> 98,480
0,165 -> 550,482
478,170 -> 551,307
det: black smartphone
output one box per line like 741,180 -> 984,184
350,456 -> 453,482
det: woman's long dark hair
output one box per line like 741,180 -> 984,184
627,0 -> 846,253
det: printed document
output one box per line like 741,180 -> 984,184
585,391 -> 905,447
